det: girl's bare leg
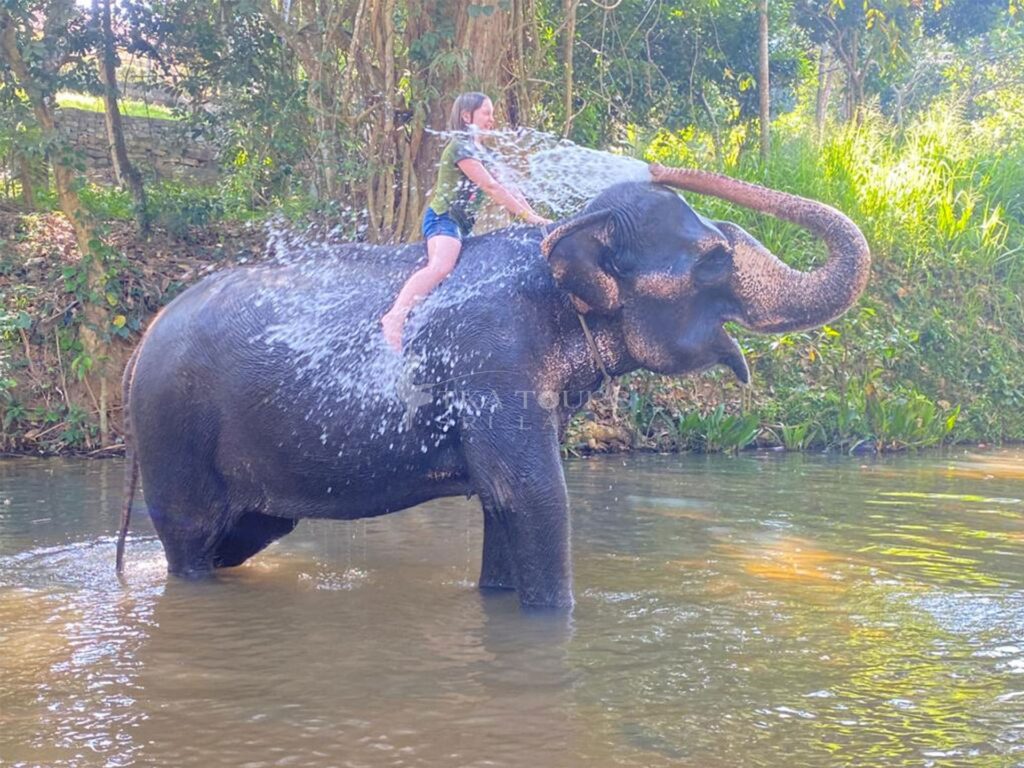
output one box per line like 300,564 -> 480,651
381,235 -> 462,351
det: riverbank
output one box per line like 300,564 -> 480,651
0,208 -> 751,457
0,203 -> 1008,458
0,210 -> 268,455
3,106 -> 1023,455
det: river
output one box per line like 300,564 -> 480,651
1,450 -> 1022,767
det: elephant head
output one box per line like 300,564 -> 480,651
539,163 -> 871,383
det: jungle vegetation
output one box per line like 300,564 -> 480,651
0,0 -> 1022,455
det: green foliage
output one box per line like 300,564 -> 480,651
675,406 -> 762,454
546,0 -> 808,147
79,184 -> 135,220
642,69 -> 1022,449
864,387 -> 960,451
616,379 -> 761,453
774,422 -> 814,452
625,384 -> 671,442
2,0 -> 1022,453
145,180 -> 226,236
0,398 -> 100,453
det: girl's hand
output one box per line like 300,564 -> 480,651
525,213 -> 553,227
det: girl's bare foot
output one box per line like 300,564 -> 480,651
381,312 -> 404,351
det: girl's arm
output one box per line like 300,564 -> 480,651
457,158 -> 551,226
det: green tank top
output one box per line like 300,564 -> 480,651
427,135 -> 492,233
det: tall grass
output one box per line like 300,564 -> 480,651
641,97 -> 1024,447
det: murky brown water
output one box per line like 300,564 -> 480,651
1,450 -> 1023,767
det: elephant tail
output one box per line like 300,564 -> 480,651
116,343 -> 142,574
116,444 -> 138,574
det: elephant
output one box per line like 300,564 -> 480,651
116,163 -> 869,609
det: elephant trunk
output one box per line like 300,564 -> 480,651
649,164 -> 870,333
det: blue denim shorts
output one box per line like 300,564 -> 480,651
422,208 -> 464,240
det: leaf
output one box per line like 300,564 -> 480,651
112,314 -> 126,328
945,406 -> 961,433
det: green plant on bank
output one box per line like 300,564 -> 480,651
0,313 -> 18,448
811,372 -> 959,453
773,422 -> 815,452
624,384 -> 671,443
1,377 -> 23,434
674,405 -> 761,454
0,209 -> 139,450
612,376 -> 760,454
0,305 -> 104,452
865,388 -> 960,452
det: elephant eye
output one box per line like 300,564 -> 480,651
603,245 -> 637,277
693,244 -> 732,286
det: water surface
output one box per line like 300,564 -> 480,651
1,450 -> 1023,767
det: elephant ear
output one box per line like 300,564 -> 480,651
540,209 -> 623,314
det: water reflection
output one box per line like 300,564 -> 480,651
1,450 -> 1023,766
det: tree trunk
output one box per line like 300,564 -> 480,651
94,0 -> 150,235
258,0 -> 343,203
506,0 -> 534,126
404,2 -> 449,240
453,0 -> 531,123
837,27 -> 863,124
757,0 -> 770,164
16,153 -> 36,208
457,3 -> 510,96
815,43 -> 833,142
562,0 -> 578,138
1,5 -> 111,443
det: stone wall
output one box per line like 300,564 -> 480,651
57,107 -> 219,185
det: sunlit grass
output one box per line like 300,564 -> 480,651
56,91 -> 177,121
638,95 -> 1024,447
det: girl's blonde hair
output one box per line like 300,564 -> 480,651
448,92 -> 489,131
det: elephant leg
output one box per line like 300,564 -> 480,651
463,403 -> 573,609
137,413 -> 231,577
212,511 -> 298,569
502,477 -> 572,609
149,504 -> 221,578
479,504 -> 515,591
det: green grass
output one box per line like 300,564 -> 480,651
639,95 -> 1024,449
56,91 -> 177,121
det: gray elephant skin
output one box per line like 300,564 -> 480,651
117,166 -> 870,609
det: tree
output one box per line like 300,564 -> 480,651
559,0 -> 804,155
758,0 -> 770,162
252,0 -> 543,241
93,0 -> 149,235
562,0 -> 579,137
793,0 -> 920,123
0,0 -> 116,442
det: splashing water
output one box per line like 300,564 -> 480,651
451,127 -> 653,218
